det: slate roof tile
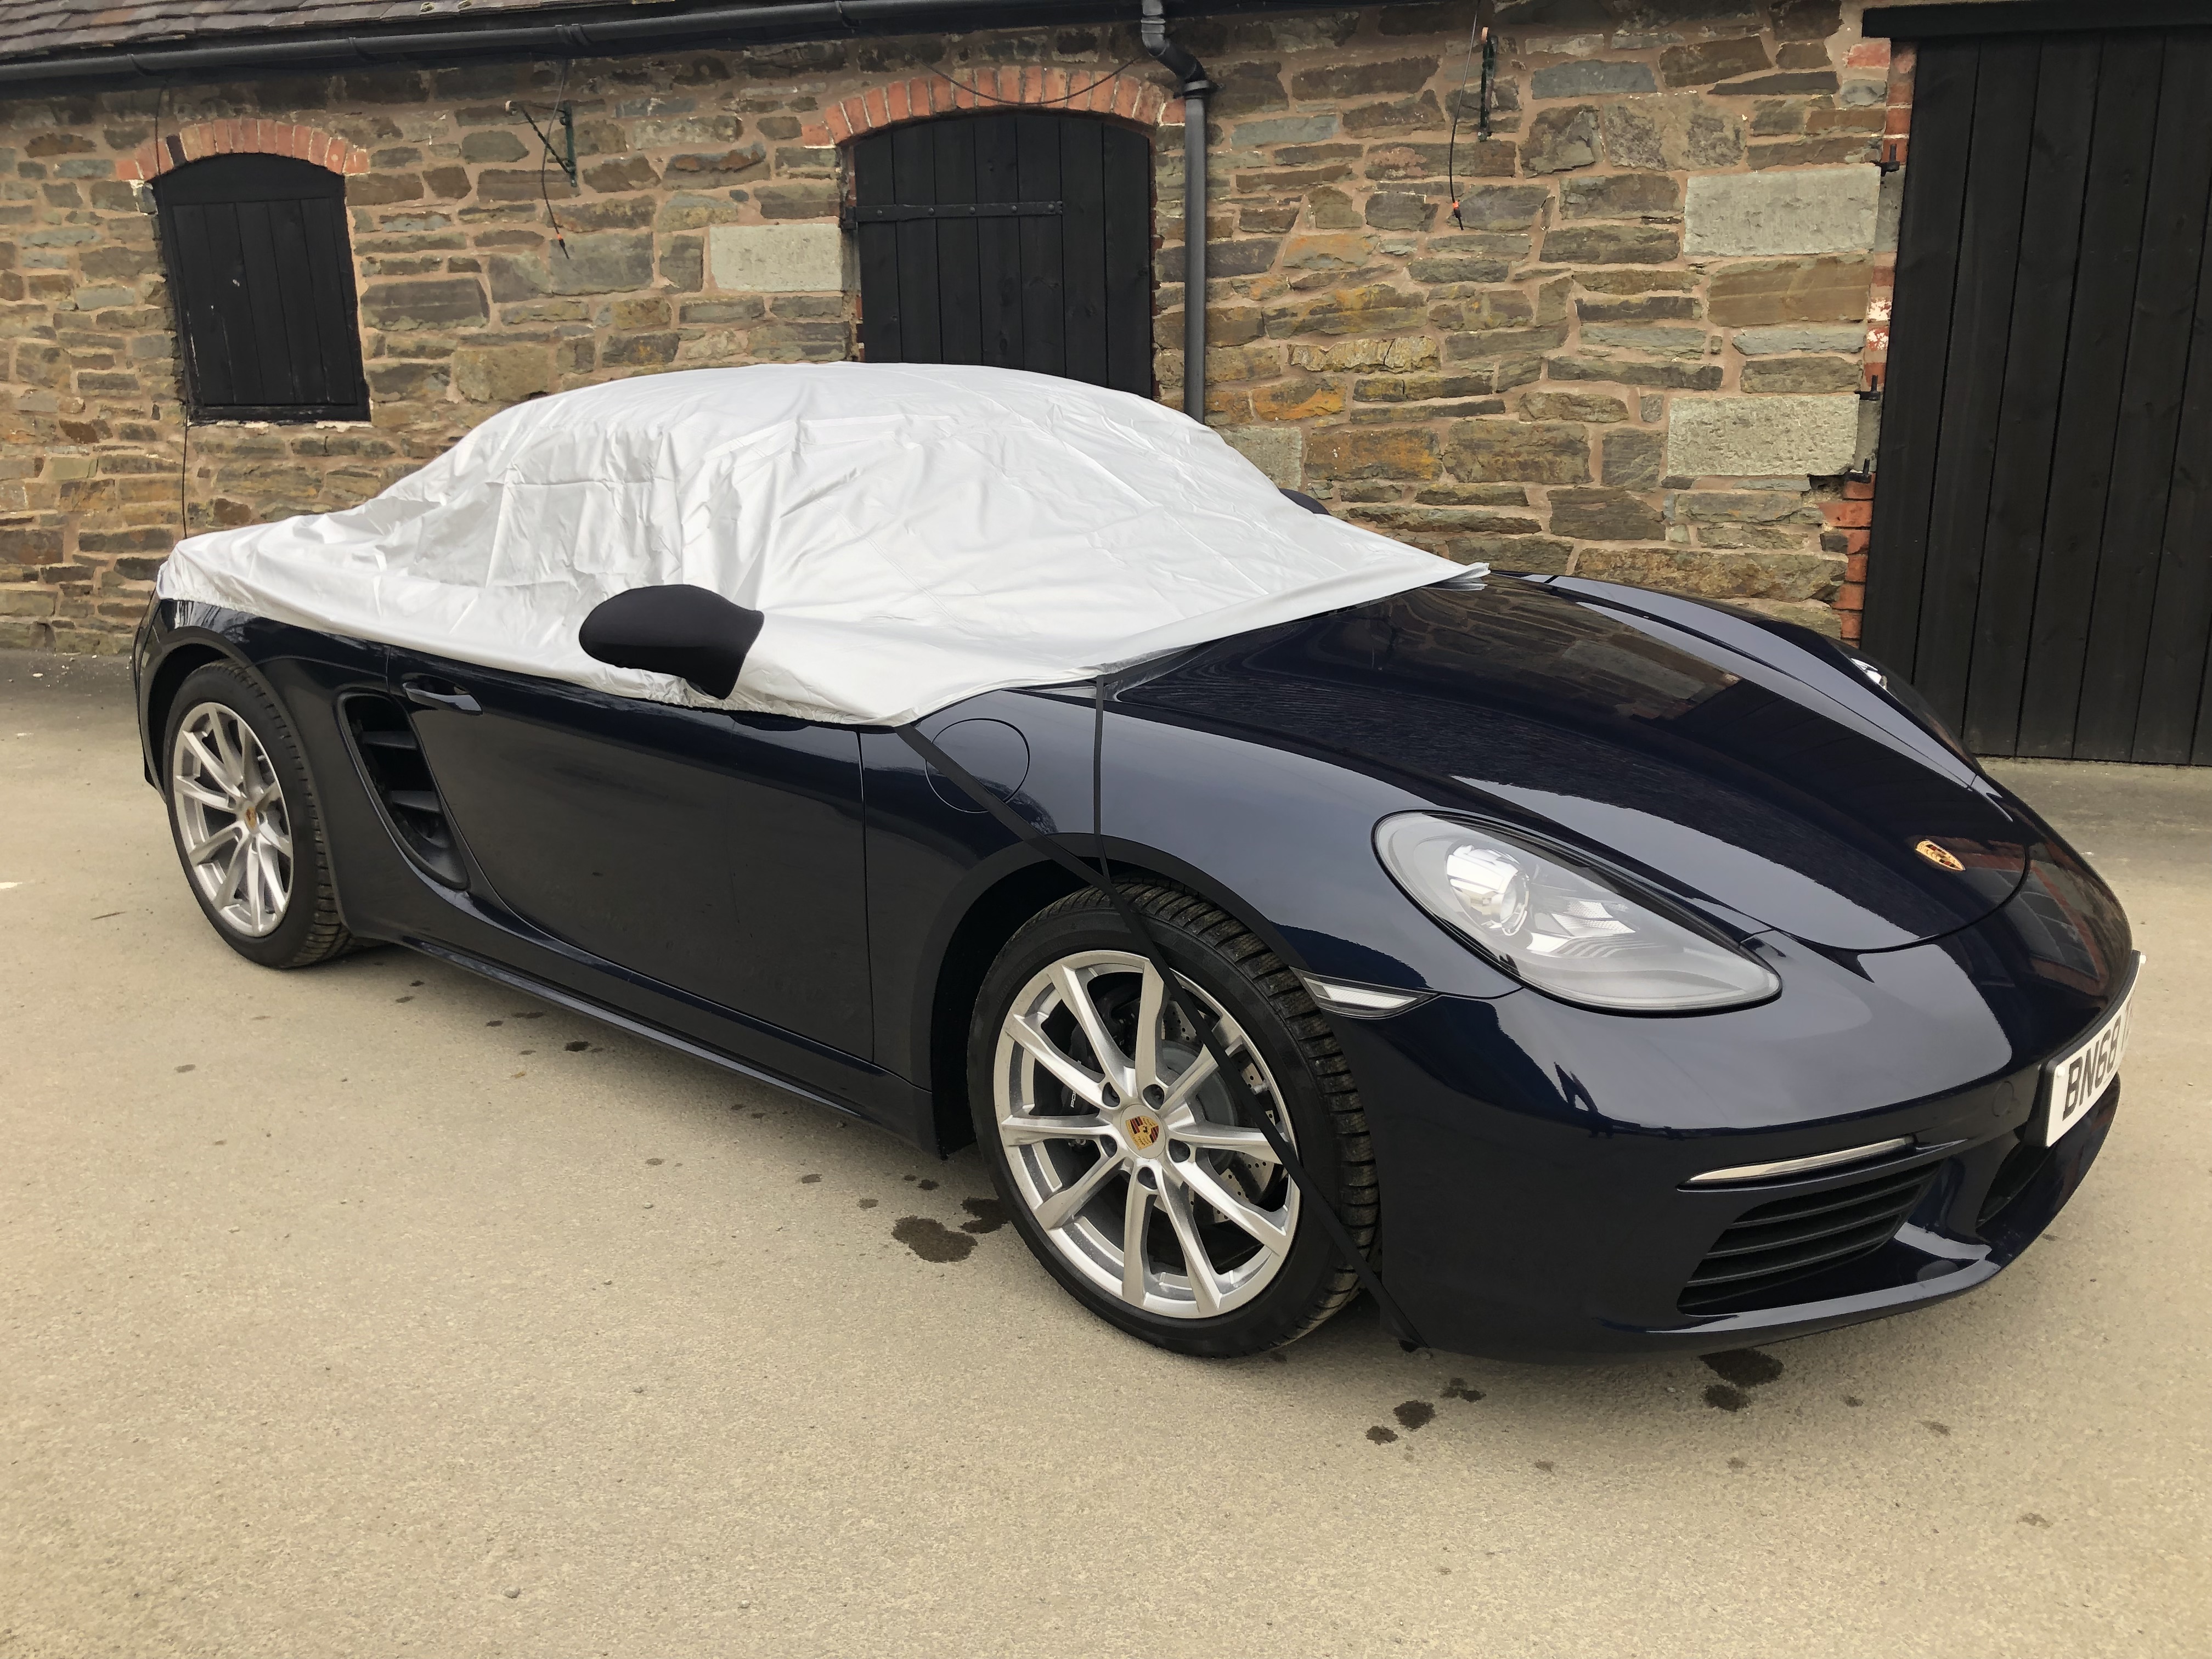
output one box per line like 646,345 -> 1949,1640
0,0 -> 610,63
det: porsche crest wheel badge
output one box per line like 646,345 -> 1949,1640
1126,1113 -> 1161,1151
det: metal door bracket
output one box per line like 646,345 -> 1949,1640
843,200 -> 1064,229
507,99 -> 576,186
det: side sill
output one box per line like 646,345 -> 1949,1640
408,936 -> 869,1124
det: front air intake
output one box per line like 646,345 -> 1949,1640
1678,1164 -> 1934,1314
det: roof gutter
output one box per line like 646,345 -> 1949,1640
1862,0 -> 2205,37
0,0 -> 1128,90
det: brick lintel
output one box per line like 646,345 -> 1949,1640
116,119 -> 370,183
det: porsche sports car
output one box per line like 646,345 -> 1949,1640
134,366 -> 2135,1361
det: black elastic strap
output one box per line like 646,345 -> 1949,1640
898,690 -> 1425,1349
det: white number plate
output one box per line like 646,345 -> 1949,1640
2041,960 -> 2139,1146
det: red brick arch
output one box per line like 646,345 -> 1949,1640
799,66 -> 1181,147
116,120 -> 371,184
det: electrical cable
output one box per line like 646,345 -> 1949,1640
151,82 -> 191,546
898,691 -> 1427,1351
1444,8 -> 1496,229
922,56 -> 1142,107
511,61 -> 573,258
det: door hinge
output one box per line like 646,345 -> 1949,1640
842,200 -> 1065,229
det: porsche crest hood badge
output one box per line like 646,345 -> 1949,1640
1914,839 -> 1966,872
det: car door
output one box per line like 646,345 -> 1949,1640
387,650 -> 872,1058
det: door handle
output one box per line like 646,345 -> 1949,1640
402,675 -> 481,715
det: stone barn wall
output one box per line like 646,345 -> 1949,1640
0,2 -> 1905,655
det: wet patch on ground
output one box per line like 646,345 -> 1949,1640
1366,1375 -> 1487,1443
1701,1347 -> 1785,1412
892,1216 -> 975,1263
959,1198 -> 1007,1234
1705,1348 -> 1785,1387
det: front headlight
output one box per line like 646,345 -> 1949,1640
1374,814 -> 1780,1012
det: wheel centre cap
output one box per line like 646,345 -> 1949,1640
1124,1112 -> 1162,1153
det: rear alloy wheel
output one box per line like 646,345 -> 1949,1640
162,664 -> 354,969
972,883 -> 1376,1356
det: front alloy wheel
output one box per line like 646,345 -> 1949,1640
994,946 -> 1298,1319
171,699 -> 294,936
972,883 -> 1377,1357
160,662 -> 354,970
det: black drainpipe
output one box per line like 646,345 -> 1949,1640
1139,0 -> 1212,422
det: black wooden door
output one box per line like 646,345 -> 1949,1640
850,114 -> 1153,396
1865,26 -> 2212,763
155,154 -> 368,421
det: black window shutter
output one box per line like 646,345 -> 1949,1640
156,154 -> 369,421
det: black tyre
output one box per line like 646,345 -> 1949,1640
161,663 -> 354,969
970,882 -> 1377,1357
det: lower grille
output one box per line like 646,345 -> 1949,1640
1678,1164 -> 1934,1314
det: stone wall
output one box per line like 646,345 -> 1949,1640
0,2 -> 1905,654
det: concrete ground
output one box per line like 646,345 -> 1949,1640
2,648 -> 2205,1659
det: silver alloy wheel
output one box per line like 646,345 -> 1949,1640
170,700 -> 294,938
991,947 -> 1298,1319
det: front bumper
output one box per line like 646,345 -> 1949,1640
1644,1082 -> 2118,1348
1335,872 -> 2132,1362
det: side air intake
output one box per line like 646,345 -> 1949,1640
340,692 -> 466,887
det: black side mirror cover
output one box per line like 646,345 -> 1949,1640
1279,488 -> 1329,515
578,583 -> 765,700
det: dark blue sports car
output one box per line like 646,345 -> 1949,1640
133,369 -> 2135,1361
131,566 -> 2135,1361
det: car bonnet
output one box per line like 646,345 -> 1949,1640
1119,575 -> 2031,952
